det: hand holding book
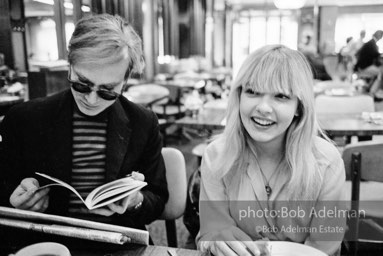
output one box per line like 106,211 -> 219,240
9,177 -> 50,212
90,172 -> 146,216
35,172 -> 147,211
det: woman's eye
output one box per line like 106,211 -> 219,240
275,93 -> 290,100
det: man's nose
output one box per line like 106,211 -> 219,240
84,90 -> 99,104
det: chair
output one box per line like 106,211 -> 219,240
152,83 -> 189,144
122,84 -> 171,144
343,141 -> 383,256
160,147 -> 187,247
151,83 -> 186,120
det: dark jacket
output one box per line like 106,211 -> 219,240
0,89 -> 168,229
355,38 -> 381,70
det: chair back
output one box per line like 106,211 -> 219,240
342,141 -> 383,255
160,147 -> 187,220
159,147 -> 187,247
315,94 -> 374,114
343,141 -> 383,182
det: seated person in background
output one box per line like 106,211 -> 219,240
355,30 -> 383,95
0,14 -> 168,244
197,45 -> 346,256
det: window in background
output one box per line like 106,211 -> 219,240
335,13 -> 383,53
232,9 -> 299,78
24,0 -> 90,64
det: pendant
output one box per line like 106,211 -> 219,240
265,185 -> 272,197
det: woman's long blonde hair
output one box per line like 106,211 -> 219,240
213,45 -> 325,200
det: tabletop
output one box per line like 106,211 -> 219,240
0,95 -> 24,107
176,107 -> 226,130
122,84 -> 169,107
317,113 -> 383,136
71,245 -> 205,256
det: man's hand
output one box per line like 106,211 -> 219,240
10,178 -> 50,212
91,171 -> 145,216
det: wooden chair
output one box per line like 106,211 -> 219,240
343,141 -> 383,255
160,147 -> 187,247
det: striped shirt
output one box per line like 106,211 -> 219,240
68,110 -> 108,215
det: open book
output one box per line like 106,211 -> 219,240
35,172 -> 147,210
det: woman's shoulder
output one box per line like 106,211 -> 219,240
204,137 -> 225,156
201,138 -> 226,177
314,136 -> 343,170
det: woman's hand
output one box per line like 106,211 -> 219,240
201,226 -> 263,256
91,172 -> 145,216
9,178 -> 50,212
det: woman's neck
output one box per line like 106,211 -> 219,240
249,139 -> 284,161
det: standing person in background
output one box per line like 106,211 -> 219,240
197,45 -> 346,256
355,30 -> 383,96
352,30 -> 366,62
338,37 -> 355,81
0,14 -> 168,248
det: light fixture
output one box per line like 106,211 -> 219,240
273,0 -> 306,9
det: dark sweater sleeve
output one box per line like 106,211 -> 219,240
0,109 -> 25,207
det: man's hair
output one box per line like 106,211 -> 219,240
68,14 -> 145,78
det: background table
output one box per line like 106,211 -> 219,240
176,107 -> 226,130
0,95 -> 24,116
317,113 -> 383,137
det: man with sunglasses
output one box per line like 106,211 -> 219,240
0,14 -> 168,248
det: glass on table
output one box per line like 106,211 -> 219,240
184,90 -> 203,118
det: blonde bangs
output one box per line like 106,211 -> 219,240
237,46 -> 314,101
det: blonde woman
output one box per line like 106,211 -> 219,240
197,45 -> 347,256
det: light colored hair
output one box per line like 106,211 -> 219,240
68,14 -> 145,79
214,44 -> 326,200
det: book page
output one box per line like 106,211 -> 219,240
35,172 -> 86,205
85,178 -> 147,209
86,184 -> 147,210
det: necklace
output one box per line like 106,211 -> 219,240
253,153 -> 283,199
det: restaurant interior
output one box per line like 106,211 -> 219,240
1,0 -> 383,255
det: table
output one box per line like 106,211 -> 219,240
176,107 -> 226,130
71,245 -> 205,256
0,95 -> 24,115
317,113 -> 383,137
123,84 -> 169,107
176,109 -> 383,137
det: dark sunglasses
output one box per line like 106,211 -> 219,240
67,68 -> 122,101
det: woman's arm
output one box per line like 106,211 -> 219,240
197,143 -> 261,256
305,152 -> 347,256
